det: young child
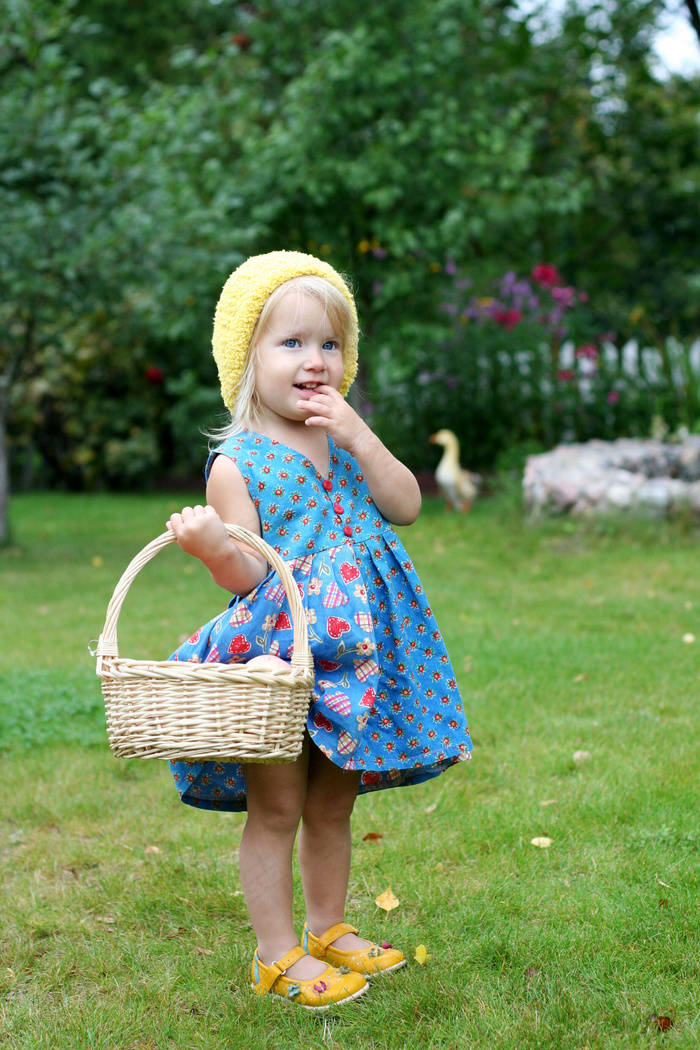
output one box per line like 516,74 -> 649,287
167,251 -> 472,1011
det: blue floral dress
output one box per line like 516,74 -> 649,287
169,432 -> 472,810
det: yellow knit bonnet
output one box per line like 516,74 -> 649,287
212,250 -> 359,413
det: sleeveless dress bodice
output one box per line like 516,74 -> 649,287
168,432 -> 472,811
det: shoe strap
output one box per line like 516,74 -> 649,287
253,945 -> 307,996
313,922 -> 359,951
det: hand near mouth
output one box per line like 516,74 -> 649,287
296,384 -> 372,458
296,384 -> 422,525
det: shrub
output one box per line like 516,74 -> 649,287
372,264 -> 700,472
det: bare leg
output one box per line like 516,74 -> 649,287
240,740 -> 326,980
298,745 -> 370,951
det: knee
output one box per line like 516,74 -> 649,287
303,790 -> 356,830
247,789 -> 305,835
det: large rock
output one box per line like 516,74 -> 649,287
524,437 -> 700,518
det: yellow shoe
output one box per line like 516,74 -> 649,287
250,945 -> 368,1011
303,923 -> 407,977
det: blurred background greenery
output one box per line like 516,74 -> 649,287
2,0 -> 700,537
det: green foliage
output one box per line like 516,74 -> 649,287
67,0 -> 240,86
2,0 -> 700,511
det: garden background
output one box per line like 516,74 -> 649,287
3,0 -> 700,544
2,1 -> 700,1047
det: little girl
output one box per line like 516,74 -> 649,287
167,251 -> 472,1011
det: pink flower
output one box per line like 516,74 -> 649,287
492,307 -> 523,329
575,344 -> 598,360
557,369 -> 575,382
145,366 -> 164,385
607,390 -> 620,404
313,981 -> 328,993
550,285 -> 576,309
381,941 -> 392,949
531,264 -> 563,288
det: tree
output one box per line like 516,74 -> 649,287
4,0 -> 700,520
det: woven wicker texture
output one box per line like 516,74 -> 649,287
95,525 -> 314,763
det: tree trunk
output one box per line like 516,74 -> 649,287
685,0 -> 700,48
0,404 -> 8,546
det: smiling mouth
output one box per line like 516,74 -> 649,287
294,383 -> 321,391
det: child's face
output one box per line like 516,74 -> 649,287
253,291 -> 344,428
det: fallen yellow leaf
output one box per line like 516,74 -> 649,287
540,799 -> 558,806
375,887 -> 400,912
91,556 -> 103,568
413,944 -> 431,964
145,845 -> 161,854
573,750 -> 591,763
573,673 -> 588,682
531,837 -> 553,848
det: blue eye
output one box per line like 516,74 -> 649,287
283,338 -> 300,348
323,341 -> 340,351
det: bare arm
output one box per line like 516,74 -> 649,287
298,385 -> 422,525
167,455 -> 268,595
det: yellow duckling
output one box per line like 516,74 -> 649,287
429,429 -> 479,512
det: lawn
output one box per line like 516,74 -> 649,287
1,491 -> 699,1049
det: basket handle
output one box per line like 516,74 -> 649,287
95,524 -> 310,667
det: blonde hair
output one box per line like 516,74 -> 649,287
209,271 -> 358,441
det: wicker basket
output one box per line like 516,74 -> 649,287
95,524 -> 314,763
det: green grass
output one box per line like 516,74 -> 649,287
1,491 -> 699,1049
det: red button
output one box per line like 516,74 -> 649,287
322,480 -> 333,491
343,526 -> 353,537
333,503 -> 344,514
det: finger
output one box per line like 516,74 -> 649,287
297,397 -> 333,414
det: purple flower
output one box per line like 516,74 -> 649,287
439,302 -> 458,316
372,281 -> 383,296
607,390 -> 620,404
444,258 -> 457,275
372,247 -> 388,259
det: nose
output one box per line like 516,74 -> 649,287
303,343 -> 326,371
